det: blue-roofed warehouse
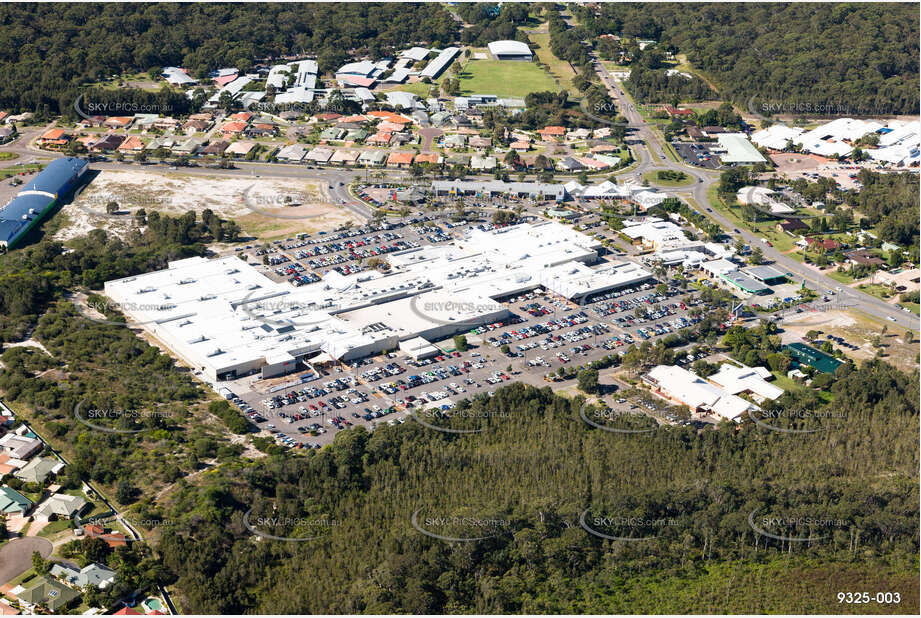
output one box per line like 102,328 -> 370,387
0,157 -> 89,249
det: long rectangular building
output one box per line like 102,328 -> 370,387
104,222 -> 650,381
0,157 -> 89,249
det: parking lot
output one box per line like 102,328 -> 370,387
229,216 -> 506,284
672,142 -> 723,169
224,280 -> 708,450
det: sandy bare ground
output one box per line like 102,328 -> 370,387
780,309 -> 919,369
55,169 -> 359,243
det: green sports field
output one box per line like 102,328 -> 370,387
458,60 -> 561,98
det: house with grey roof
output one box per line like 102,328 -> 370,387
51,562 -> 117,590
13,455 -> 60,484
32,492 -> 87,522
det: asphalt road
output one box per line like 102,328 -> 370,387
0,537 -> 52,586
589,58 -> 918,332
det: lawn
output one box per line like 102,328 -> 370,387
825,269 -> 858,285
0,151 -> 19,160
37,519 -> 74,538
0,163 -> 43,180
527,31 -> 577,94
856,283 -> 895,300
901,302 -> 920,315
643,170 -> 695,187
458,60 -> 561,98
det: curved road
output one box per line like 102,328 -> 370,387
591,59 -> 918,332
0,537 -> 52,586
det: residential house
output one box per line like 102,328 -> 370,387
777,218 -> 808,234
509,140 -> 530,152
443,134 -> 467,149
117,136 -> 145,153
225,141 -> 257,158
221,121 -> 248,137
0,485 -> 32,514
83,523 -> 129,548
357,150 -> 387,167
663,105 -> 694,118
576,156 -> 610,170
153,117 -> 180,131
366,132 -> 392,146
387,151 -> 415,168
0,126 -> 16,145
173,137 -> 204,155
329,150 -> 360,166
15,576 -> 79,613
229,111 -> 253,123
470,155 -> 497,171
182,119 -> 211,135
0,433 -> 43,459
32,492 -> 87,522
200,140 -> 230,156
14,456 -> 61,484
806,237 -> 842,252
557,156 -> 585,172
846,249 -> 885,267
344,129 -> 368,142
104,116 -> 134,129
38,128 -> 70,148
50,563 -> 117,590
319,128 -> 346,141
91,134 -> 126,152
445,153 -> 471,167
520,154 -> 553,170
469,136 -> 491,150
276,144 -> 308,162
304,147 -> 334,165
0,453 -> 22,477
538,125 -> 566,141
414,153 -> 442,166
246,123 -> 278,138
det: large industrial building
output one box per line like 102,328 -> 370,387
0,157 -> 89,249
487,40 -> 533,61
104,222 -> 653,381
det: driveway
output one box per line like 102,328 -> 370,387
0,537 -> 53,585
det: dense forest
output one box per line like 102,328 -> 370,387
455,2 -> 533,46
150,363 -> 918,613
625,65 -> 715,104
0,3 -> 459,115
851,171 -> 920,247
572,3 -> 919,115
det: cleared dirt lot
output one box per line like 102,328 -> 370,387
769,152 -> 864,190
779,308 -> 919,370
56,169 -> 359,242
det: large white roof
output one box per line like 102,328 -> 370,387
488,40 -> 533,56
103,222 -> 637,380
750,124 -> 804,150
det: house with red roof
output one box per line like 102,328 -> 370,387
538,126 -> 566,141
366,132 -> 392,145
387,151 -> 415,168
806,237 -> 842,252
221,121 -> 248,137
664,105 -> 694,117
